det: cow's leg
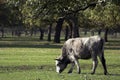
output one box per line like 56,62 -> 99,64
74,59 -> 81,74
99,52 -> 108,75
68,49 -> 80,74
69,55 -> 80,74
91,59 -> 98,74
91,53 -> 98,74
68,62 -> 75,73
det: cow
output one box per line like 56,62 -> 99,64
55,36 -> 108,75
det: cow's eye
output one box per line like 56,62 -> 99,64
57,62 -> 62,66
57,63 -> 61,66
57,64 -> 59,66
59,61 -> 62,64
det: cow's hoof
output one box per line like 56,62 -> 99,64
68,71 -> 72,74
78,72 -> 80,74
77,71 -> 81,74
91,72 -> 95,75
104,72 -> 108,75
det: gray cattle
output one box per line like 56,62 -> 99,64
55,36 -> 108,75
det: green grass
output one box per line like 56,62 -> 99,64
0,37 -> 120,80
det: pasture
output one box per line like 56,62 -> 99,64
0,37 -> 120,80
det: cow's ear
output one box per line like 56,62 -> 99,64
55,58 -> 61,61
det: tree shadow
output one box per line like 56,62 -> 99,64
105,47 -> 120,50
0,43 -> 62,48
0,38 -> 63,48
0,65 -> 55,73
94,73 -> 120,76
108,73 -> 120,77
105,39 -> 120,50
81,72 -> 120,77
108,39 -> 120,43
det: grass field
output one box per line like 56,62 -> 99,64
0,37 -> 120,80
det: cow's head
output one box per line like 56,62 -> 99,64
55,58 -> 68,73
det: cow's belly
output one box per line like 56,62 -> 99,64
80,52 -> 91,59
76,50 -> 91,59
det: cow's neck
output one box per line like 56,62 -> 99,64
60,56 -> 71,64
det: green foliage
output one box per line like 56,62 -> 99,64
84,1 -> 120,29
103,2 -> 120,28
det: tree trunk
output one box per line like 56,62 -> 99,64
47,24 -> 52,41
98,29 -> 102,35
25,30 -> 28,36
34,29 -> 37,36
12,29 -> 14,37
39,28 -> 44,40
104,28 -> 109,42
67,20 -> 73,38
1,28 -> 4,38
17,30 -> 21,37
91,31 -> 94,36
30,28 -> 34,36
72,16 -> 79,38
114,32 -> 117,38
54,17 -> 64,43
84,30 -> 87,35
67,16 -> 79,38
65,26 -> 69,40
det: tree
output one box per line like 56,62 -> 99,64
84,1 -> 120,42
103,2 -> 120,41
6,0 -> 26,37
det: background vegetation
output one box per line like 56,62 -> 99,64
0,0 -> 120,42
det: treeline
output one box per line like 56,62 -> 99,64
0,27 -> 120,41
0,0 -> 120,43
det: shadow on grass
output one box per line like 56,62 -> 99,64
108,39 -> 120,43
0,41 -> 63,48
0,37 -> 40,41
105,39 -> 120,50
81,73 -> 120,77
0,38 -> 120,50
0,37 -> 63,48
108,73 -> 120,77
105,47 -> 120,50
0,65 -> 55,73
0,44 -> 62,48
93,73 -> 120,76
